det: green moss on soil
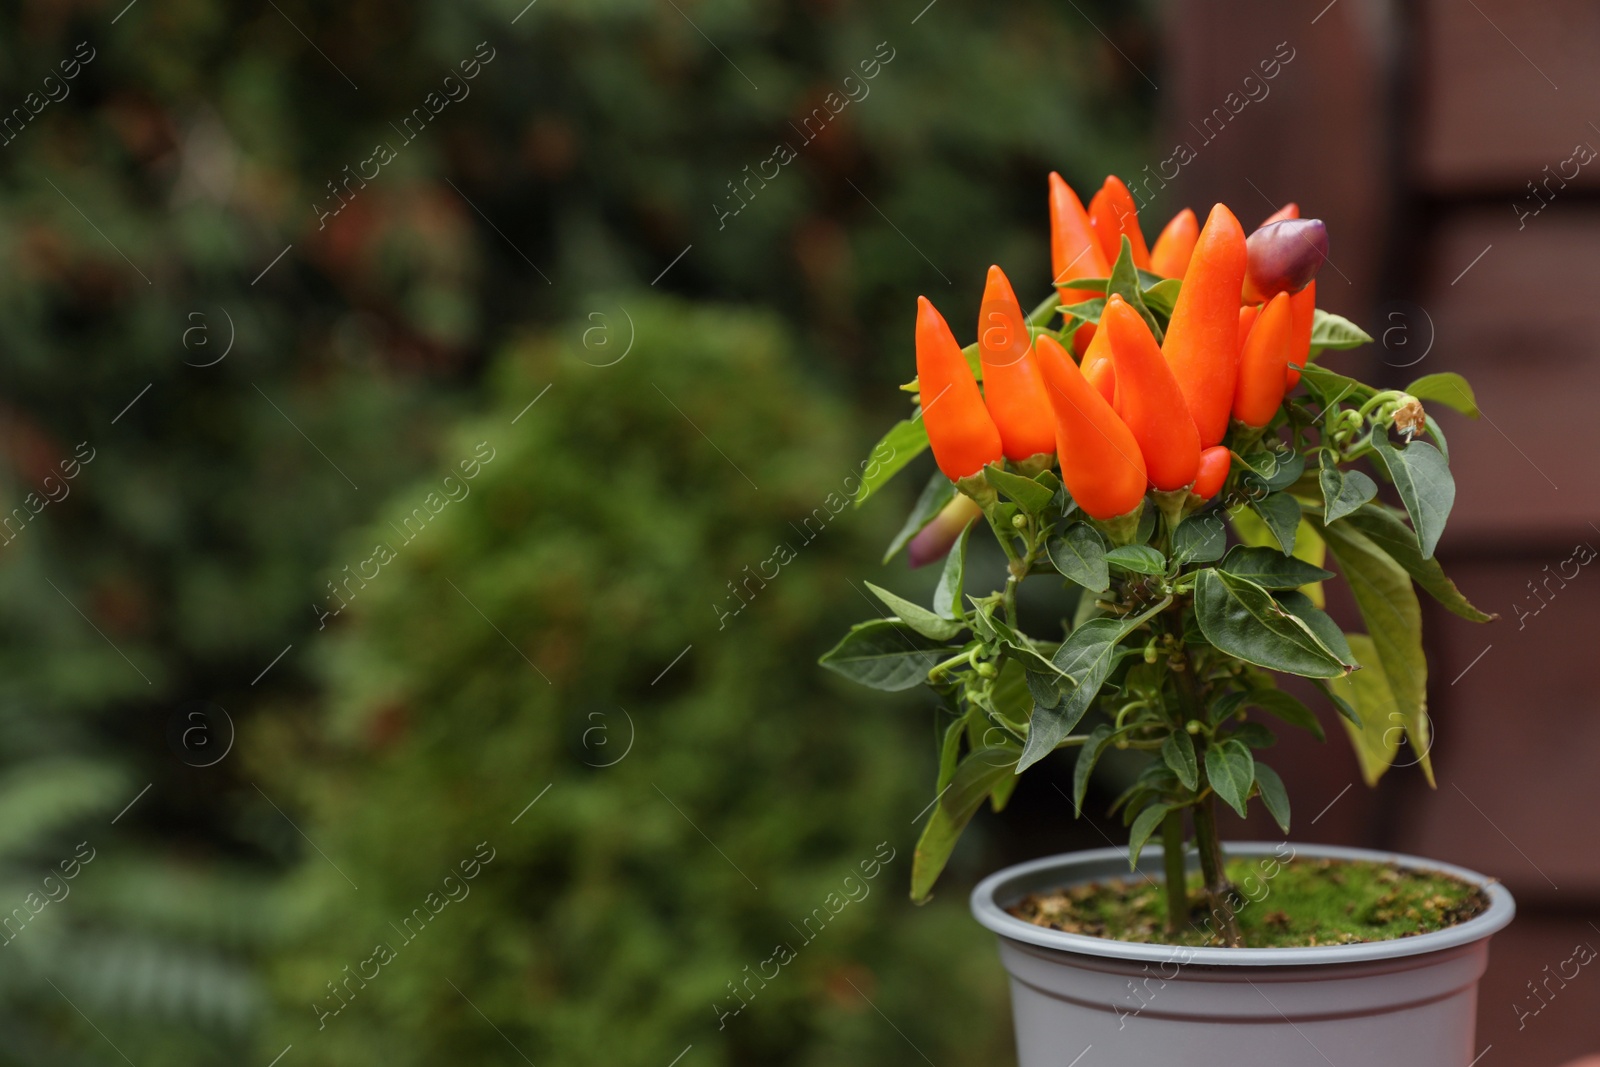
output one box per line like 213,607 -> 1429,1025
1006,856 -> 1490,948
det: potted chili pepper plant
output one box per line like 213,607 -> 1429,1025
821,174 -> 1511,1066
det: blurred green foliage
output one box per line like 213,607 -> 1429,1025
257,299 -> 1013,1063
0,0 -> 1151,1060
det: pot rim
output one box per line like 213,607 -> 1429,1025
970,841 -> 1516,967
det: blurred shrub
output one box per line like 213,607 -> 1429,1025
0,0 -> 1151,1059
255,298 -> 1012,1064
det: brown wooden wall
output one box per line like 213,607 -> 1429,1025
1167,1 -> 1600,1061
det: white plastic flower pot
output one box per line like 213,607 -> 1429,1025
970,842 -> 1515,1067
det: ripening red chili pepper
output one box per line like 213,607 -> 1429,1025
1049,172 -> 1110,307
978,265 -> 1056,461
907,493 -> 982,568
1243,219 -> 1328,303
1034,333 -> 1147,520
1286,280 -> 1315,389
1192,445 -> 1231,501
1234,291 -> 1293,427
1161,203 -> 1247,448
1078,322 -> 1117,404
916,296 -> 1003,482
1088,176 -> 1151,271
1103,295 -> 1200,491
1149,208 -> 1198,279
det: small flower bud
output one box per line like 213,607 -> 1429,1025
1185,720 -> 1202,735
1011,512 -> 1028,530
975,661 -> 998,679
1392,395 -> 1426,438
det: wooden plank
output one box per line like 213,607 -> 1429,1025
1164,0 -> 1394,316
1395,561 -> 1600,899
1415,0 -> 1598,192
1411,207 -> 1600,541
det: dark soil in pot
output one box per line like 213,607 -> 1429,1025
1006,855 -> 1491,948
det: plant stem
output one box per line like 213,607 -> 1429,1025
1192,794 -> 1241,946
1161,808 -> 1187,938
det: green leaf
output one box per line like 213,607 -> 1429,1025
1274,590 -> 1357,667
883,471 -> 956,563
1057,298 -> 1106,328
1128,803 -> 1171,868
1313,676 -> 1362,727
1253,763 -> 1291,833
1193,570 -> 1348,679
983,463 -> 1055,514
1141,278 -> 1181,317
1072,725 -> 1116,814
1046,523 -> 1110,594
854,417 -> 929,508
1238,449 -> 1305,492
1229,721 -> 1278,749
1105,544 -> 1166,574
1248,491 -> 1302,555
937,716 -> 964,793
1020,597 -> 1173,773
1136,503 -> 1158,543
1319,462 -> 1378,525
932,521 -> 973,618
1424,413 -> 1449,460
1161,731 -> 1199,791
864,582 -> 965,641
911,747 -> 1018,902
989,770 -> 1020,812
1172,512 -> 1227,563
1369,436 -> 1455,560
1218,545 -> 1335,589
1317,520 -> 1433,784
1205,739 -> 1255,818
1406,372 -> 1480,418
818,619 -> 948,691
1328,504 -> 1494,622
983,614 -> 1066,680
1310,309 -> 1374,350
1106,235 -> 1164,343
1330,634 -> 1402,786
1299,363 -> 1374,408
1233,688 -> 1325,741
1071,268 -> 1167,292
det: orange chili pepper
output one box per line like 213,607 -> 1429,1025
1078,322 -> 1117,404
1103,295 -> 1200,491
1161,203 -> 1247,448
1088,176 -> 1151,271
1192,445 -> 1231,501
1237,304 -> 1261,354
915,296 -> 1003,482
1260,202 -> 1299,226
978,265 -> 1056,461
1149,207 -> 1198,279
1072,321 -> 1098,356
1286,279 -> 1315,389
1234,291 -> 1293,427
1049,172 -> 1110,307
1034,333 -> 1146,520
